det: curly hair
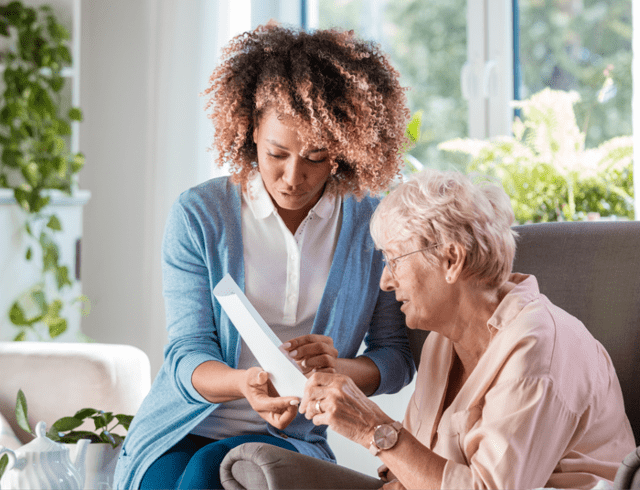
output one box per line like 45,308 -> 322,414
370,169 -> 518,289
201,25 -> 411,197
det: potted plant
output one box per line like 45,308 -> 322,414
0,389 -> 132,489
437,87 -> 633,223
0,1 -> 89,341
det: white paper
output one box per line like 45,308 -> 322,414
213,273 -> 307,398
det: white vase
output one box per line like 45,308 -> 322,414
81,443 -> 121,490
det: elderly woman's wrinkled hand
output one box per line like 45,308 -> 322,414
242,367 -> 300,430
283,334 -> 339,376
299,372 -> 392,448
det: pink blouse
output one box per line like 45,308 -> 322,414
405,274 -> 635,489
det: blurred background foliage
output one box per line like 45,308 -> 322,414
439,89 -> 634,223
318,0 -> 633,221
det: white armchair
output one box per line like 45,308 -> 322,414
0,342 -> 151,447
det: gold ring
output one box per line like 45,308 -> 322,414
315,400 -> 323,413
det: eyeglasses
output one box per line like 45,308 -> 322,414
382,244 -> 440,278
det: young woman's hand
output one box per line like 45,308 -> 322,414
283,334 -> 339,375
242,367 -> 300,430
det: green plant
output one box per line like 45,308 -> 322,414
0,1 -> 86,340
437,88 -> 633,223
15,388 -> 132,447
0,390 -> 132,480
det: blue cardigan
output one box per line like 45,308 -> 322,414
114,177 -> 414,489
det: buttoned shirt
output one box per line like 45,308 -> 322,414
192,173 -> 342,439
406,274 -> 635,489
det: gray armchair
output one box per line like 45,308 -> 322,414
221,221 -> 640,489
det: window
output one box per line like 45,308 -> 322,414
518,0 -> 632,149
310,0 -> 635,220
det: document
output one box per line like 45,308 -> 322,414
213,273 -> 307,398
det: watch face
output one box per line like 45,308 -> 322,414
374,424 -> 399,450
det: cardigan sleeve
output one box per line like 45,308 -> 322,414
161,198 -> 226,404
360,288 -> 415,396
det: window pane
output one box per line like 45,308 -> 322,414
318,0 -> 468,170
519,0 -> 632,147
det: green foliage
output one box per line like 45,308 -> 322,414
439,88 -> 633,223
0,1 -> 86,340
15,389 -> 132,449
319,0 -> 631,174
519,0 -> 632,149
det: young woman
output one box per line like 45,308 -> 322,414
113,24 -> 415,490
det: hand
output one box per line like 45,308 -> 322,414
299,372 -> 392,448
242,367 -> 300,430
283,334 -> 339,376
382,478 -> 405,489
378,464 -> 397,482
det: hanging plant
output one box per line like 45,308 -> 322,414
0,1 -> 86,340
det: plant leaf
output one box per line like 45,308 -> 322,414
55,265 -> 71,289
58,431 -> 101,444
48,317 -> 67,338
68,107 -> 83,121
15,389 -> 33,435
115,414 -> 134,431
46,215 -> 62,231
47,427 -> 61,441
0,453 -> 8,480
51,416 -> 84,432
406,110 -> 422,144
93,412 -> 110,430
9,302 -> 29,326
74,408 -> 98,420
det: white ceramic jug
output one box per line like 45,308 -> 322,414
0,421 -> 89,490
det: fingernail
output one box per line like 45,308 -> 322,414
301,359 -> 307,368
289,350 -> 297,357
282,342 -> 291,349
290,399 -> 300,405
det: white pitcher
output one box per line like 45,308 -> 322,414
0,421 -> 89,490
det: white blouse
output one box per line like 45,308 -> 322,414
192,173 -> 342,439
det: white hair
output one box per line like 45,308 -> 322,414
370,169 -> 517,288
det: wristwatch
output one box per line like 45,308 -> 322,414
369,421 -> 403,456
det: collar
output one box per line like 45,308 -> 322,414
244,171 -> 275,220
487,273 -> 540,332
243,171 -> 339,221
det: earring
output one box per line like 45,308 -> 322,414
446,276 -> 451,283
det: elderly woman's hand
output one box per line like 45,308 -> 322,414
381,478 -> 405,489
283,334 -> 339,375
299,372 -> 394,447
241,367 -> 300,430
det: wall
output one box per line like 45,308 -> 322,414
79,0 -> 219,374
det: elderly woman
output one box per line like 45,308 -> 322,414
300,169 -> 635,489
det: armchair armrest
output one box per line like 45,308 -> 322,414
614,446 -> 640,490
220,442 -> 383,490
